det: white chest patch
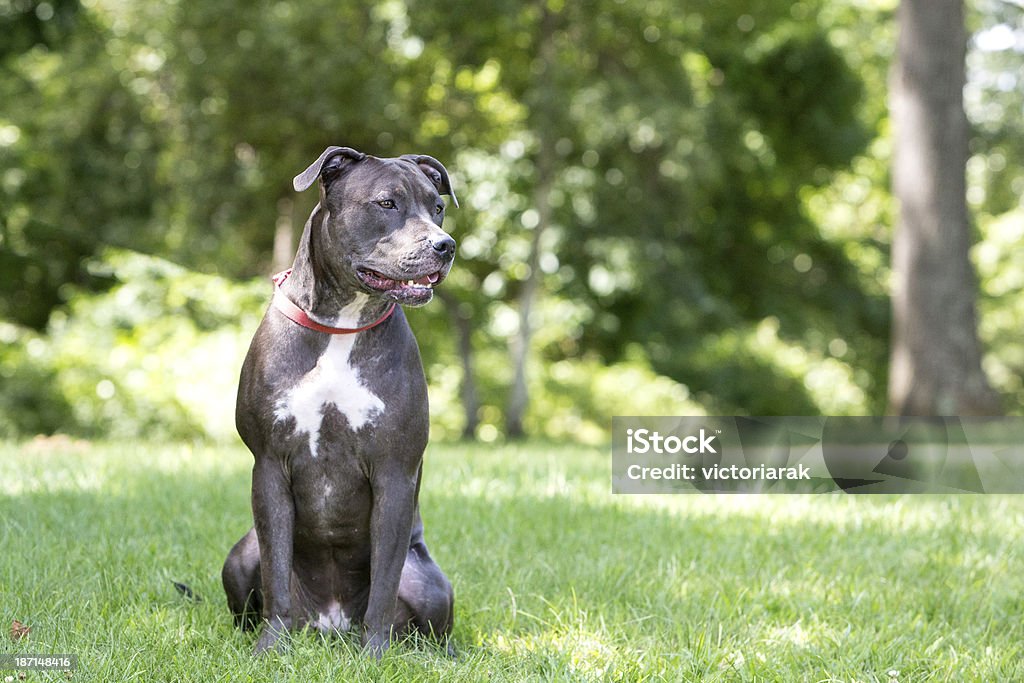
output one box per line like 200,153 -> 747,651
273,299 -> 385,457
312,599 -> 351,633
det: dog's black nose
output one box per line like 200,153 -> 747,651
431,236 -> 456,260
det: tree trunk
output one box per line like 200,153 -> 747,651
505,161 -> 551,439
888,0 -> 1000,415
437,289 -> 480,440
272,197 -> 295,274
506,4 -> 559,439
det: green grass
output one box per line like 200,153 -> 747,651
1,439 -> 1023,682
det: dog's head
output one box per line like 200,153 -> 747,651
294,146 -> 459,307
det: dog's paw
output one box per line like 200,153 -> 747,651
253,620 -> 289,656
361,630 -> 391,660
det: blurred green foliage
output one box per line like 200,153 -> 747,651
1,0 -> 1022,439
1,249 -> 266,440
0,248 -> 707,442
976,209 -> 1024,404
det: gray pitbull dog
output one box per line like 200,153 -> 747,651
222,146 -> 457,656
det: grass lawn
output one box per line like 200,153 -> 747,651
1,438 -> 1022,682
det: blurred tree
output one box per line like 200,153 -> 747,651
967,0 -> 1024,219
0,0 -> 80,62
0,4 -> 164,329
411,0 -> 881,423
505,3 -> 558,439
888,0 -> 1000,415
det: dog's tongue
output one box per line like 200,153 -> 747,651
415,272 -> 440,286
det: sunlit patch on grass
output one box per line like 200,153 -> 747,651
767,620 -> 813,648
487,625 -> 622,679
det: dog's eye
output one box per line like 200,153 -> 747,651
435,204 -> 444,215
377,199 -> 396,210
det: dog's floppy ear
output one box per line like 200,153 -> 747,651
293,146 -> 366,192
401,154 -> 459,208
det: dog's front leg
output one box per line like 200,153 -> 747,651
251,458 -> 295,655
361,471 -> 418,657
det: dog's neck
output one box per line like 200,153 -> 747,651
282,204 -> 391,329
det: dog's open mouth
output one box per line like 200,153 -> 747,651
356,268 -> 445,294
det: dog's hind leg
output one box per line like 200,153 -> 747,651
397,539 -> 454,648
222,527 -> 263,630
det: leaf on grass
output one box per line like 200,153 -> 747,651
172,580 -> 202,602
9,620 -> 30,641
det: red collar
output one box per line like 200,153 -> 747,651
271,269 -> 396,335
